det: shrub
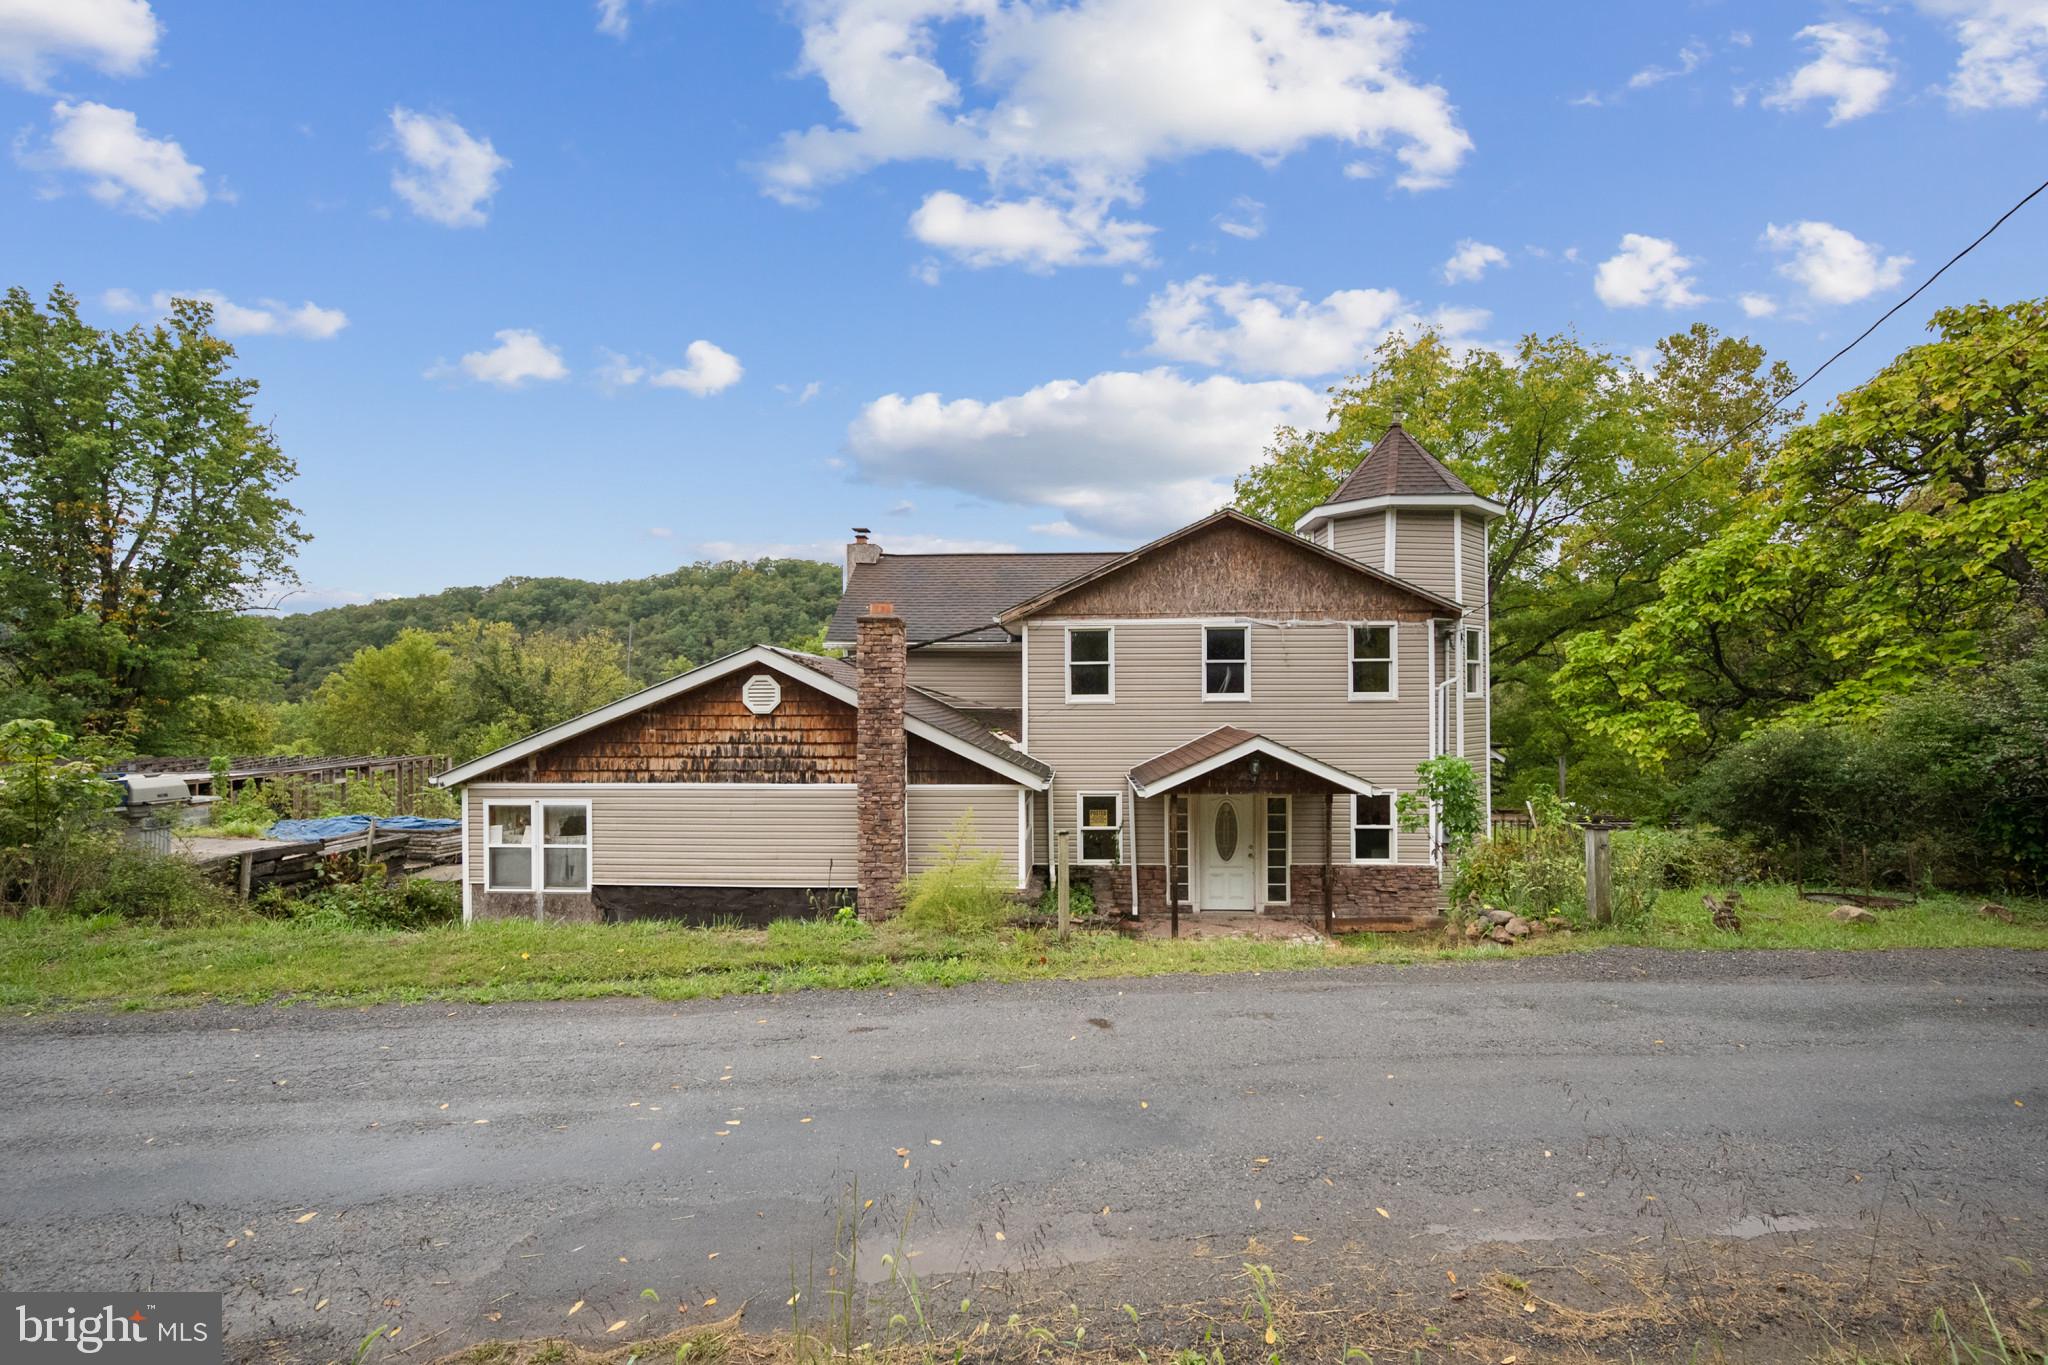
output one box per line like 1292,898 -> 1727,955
0,719 -> 124,912
897,812 -> 1014,935
1033,877 -> 1098,919
66,845 -> 238,925
262,876 -> 460,931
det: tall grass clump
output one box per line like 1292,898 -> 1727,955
896,812 -> 1015,935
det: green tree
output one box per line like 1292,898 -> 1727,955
303,629 -> 459,756
1558,298 -> 2047,764
441,619 -> 635,758
1235,325 -> 1797,811
0,286 -> 304,750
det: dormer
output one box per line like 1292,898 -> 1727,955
1294,424 -> 1504,610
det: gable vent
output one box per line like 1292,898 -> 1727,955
742,673 -> 783,716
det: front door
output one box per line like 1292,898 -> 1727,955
1199,795 -> 1257,910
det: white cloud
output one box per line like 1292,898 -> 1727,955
1738,292 -> 1778,318
647,526 -> 674,539
138,289 -> 348,339
908,191 -> 1153,270
1215,195 -> 1266,240
888,499 -> 916,515
795,380 -> 823,404
0,0 -> 157,90
1628,39 -> 1710,90
1030,519 -> 1082,537
1763,220 -> 1912,305
1593,234 -> 1704,309
650,340 -> 744,395
432,329 -> 569,388
765,0 -> 1470,199
600,340 -> 745,396
27,100 -> 204,215
595,349 -> 646,391
1910,0 -> 2048,108
1764,22 -> 1895,123
99,286 -> 140,311
1441,238 -> 1507,284
387,107 -> 508,228
595,0 -> 633,38
847,367 -> 1325,537
763,0 -> 1470,272
1140,275 -> 1490,378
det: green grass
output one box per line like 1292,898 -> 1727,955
0,885 -> 2042,1012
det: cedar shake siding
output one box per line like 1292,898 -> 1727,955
905,646 -> 1023,709
1019,515 -> 1439,623
472,669 -> 856,785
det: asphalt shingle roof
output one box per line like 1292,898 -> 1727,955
1328,423 -> 1476,502
826,551 -> 1124,645
770,648 -> 1052,782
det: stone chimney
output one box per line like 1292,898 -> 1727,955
855,601 -> 907,918
844,527 -> 881,589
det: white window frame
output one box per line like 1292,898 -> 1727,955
1463,625 -> 1485,698
1350,793 -> 1396,864
1064,626 -> 1115,703
483,797 -> 593,893
1075,791 -> 1122,865
1201,624 -> 1252,702
1263,795 -> 1291,905
1347,622 -> 1399,701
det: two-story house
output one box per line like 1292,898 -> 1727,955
433,425 -> 1499,930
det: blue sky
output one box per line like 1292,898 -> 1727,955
5,0 -> 2044,610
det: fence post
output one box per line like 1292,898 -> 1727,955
1054,829 -> 1071,942
1583,822 -> 1614,925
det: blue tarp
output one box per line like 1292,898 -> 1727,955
265,815 -> 460,842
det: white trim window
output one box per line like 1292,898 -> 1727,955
1264,795 -> 1290,904
1065,626 -> 1113,702
1349,623 -> 1397,699
1351,793 -> 1394,863
484,798 -> 592,892
1463,625 -> 1485,697
1203,625 -> 1250,700
1076,792 -> 1121,864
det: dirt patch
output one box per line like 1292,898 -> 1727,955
427,1225 -> 2047,1365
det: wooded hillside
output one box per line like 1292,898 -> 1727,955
271,558 -> 843,698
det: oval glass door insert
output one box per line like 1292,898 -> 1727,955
1214,800 -> 1240,861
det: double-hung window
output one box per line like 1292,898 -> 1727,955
1066,627 -> 1113,701
1350,793 -> 1394,863
1349,624 -> 1396,698
1077,792 -> 1121,864
1203,625 -> 1249,699
484,799 -> 592,892
1463,626 -> 1485,697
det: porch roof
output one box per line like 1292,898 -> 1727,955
1127,727 -> 1387,799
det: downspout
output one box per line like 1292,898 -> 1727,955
459,787 -> 472,926
1128,776 -> 1140,920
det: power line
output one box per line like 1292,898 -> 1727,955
1602,173 -> 2048,519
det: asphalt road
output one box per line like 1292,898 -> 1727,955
1,949 -> 2043,1362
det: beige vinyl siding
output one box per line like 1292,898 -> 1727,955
909,785 -> 1022,881
1460,514 -> 1487,606
1457,515 -> 1489,776
467,783 -> 858,887
1329,510 -> 1386,569
1023,619 -> 1432,866
906,646 -> 1022,708
1391,510 -> 1457,599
